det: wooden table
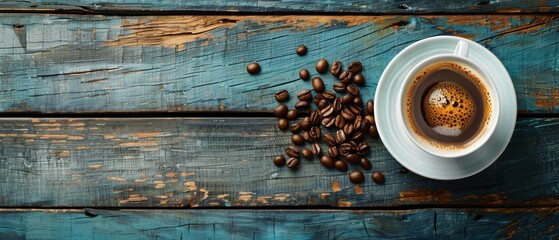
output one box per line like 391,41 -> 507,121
0,1 -> 558,239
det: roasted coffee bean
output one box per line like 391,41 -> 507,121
275,89 -> 289,102
296,45 -> 308,56
330,61 -> 342,76
311,143 -> 322,156
310,110 -> 321,125
400,167 -> 410,173
360,120 -> 370,132
348,61 -> 362,73
297,89 -> 312,101
335,115 -> 346,129
372,171 -> 385,184
246,62 -> 261,74
313,93 -> 325,105
295,100 -> 310,109
278,118 -> 289,130
353,115 -> 363,131
273,155 -> 286,166
349,170 -> 365,184
328,146 -> 339,158
312,77 -> 325,92
360,158 -> 372,170
336,129 -> 347,144
317,99 -> 330,109
356,142 -> 370,155
287,157 -> 300,169
301,117 -> 312,130
333,97 -> 342,112
292,134 -> 305,145
323,133 -> 337,147
299,69 -> 310,80
323,90 -> 336,100
339,70 -> 353,84
366,100 -> 374,115
315,59 -> 329,73
349,140 -> 358,149
275,104 -> 288,118
341,94 -> 353,104
320,105 -> 335,118
347,84 -> 360,96
320,155 -> 335,168
341,108 -> 356,121
301,148 -> 313,159
290,122 -> 301,133
321,116 -> 335,128
353,73 -> 365,86
309,126 -> 321,140
345,153 -> 360,164
333,82 -> 347,93
364,114 -> 376,125
353,96 -> 363,107
351,131 -> 364,141
349,104 -> 363,115
339,143 -> 354,156
287,109 -> 298,120
302,131 -> 311,142
368,125 -> 379,138
335,160 -> 348,172
286,145 -> 299,158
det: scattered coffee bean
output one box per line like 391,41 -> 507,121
400,167 -> 410,173
246,62 -> 261,74
368,125 -> 379,138
310,110 -> 321,125
287,109 -> 298,120
336,129 -> 347,144
345,153 -> 360,164
316,59 -> 329,73
360,120 -> 370,132
273,155 -> 286,166
323,90 -> 336,100
278,118 -> 289,130
320,155 -> 335,168
275,89 -> 289,102
313,93 -> 325,105
332,97 -> 342,112
366,100 -> 374,115
360,158 -> 372,170
292,134 -> 305,145
321,116 -> 335,128
323,133 -> 337,147
295,100 -> 310,109
341,108 -> 356,121
333,82 -> 347,93
320,105 -> 335,118
349,170 -> 365,183
299,69 -> 310,80
296,45 -> 308,56
286,145 -> 299,158
351,131 -> 364,141
301,117 -> 312,130
353,115 -> 363,131
287,157 -> 300,168
353,96 -> 363,107
302,131 -> 311,142
339,70 -> 353,84
339,143 -> 354,156
275,104 -> 288,118
328,146 -> 339,158
311,143 -> 322,156
347,84 -> 360,96
364,114 -> 375,125
348,61 -> 362,73
349,104 -> 363,115
335,115 -> 346,129
340,94 -> 353,104
353,73 -> 365,86
356,142 -> 370,155
330,61 -> 342,76
309,126 -> 321,140
317,99 -> 329,109
312,77 -> 325,92
335,160 -> 348,172
290,122 -> 301,133
372,171 -> 385,184
301,148 -> 313,159
297,89 -> 312,101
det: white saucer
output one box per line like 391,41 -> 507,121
374,36 -> 517,180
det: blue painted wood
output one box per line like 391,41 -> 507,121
0,208 -> 557,239
0,14 -> 556,113
0,118 -> 557,207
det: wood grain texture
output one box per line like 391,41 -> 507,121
0,0 -> 557,13
0,118 -> 558,207
0,14 -> 557,113
0,208 -> 557,239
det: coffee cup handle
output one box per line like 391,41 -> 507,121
454,40 -> 469,58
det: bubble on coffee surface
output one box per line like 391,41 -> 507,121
422,81 -> 476,137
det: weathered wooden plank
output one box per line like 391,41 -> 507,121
0,208 -> 557,239
0,14 -> 557,113
0,0 -> 558,13
0,118 -> 557,207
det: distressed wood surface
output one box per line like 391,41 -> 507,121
0,0 -> 558,13
0,14 -> 557,114
0,208 -> 557,239
0,118 -> 557,207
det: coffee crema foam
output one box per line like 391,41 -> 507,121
404,61 -> 492,151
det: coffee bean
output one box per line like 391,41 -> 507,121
353,115 -> 363,131
310,110 -> 321,126
286,145 -> 299,158
347,84 -> 360,96
333,82 -> 347,93
340,94 -> 353,104
301,148 -> 313,159
349,170 -> 365,184
278,118 -> 289,130
292,134 -> 305,145
335,160 -> 348,172
360,120 -> 370,132
364,115 -> 375,125
353,96 -> 363,107
273,155 -> 286,166
287,158 -> 300,169
246,62 -> 261,74
320,156 -> 335,168
360,158 -> 372,170
349,104 -> 363,115
321,116 -> 335,128
368,125 -> 379,138
323,133 -> 337,147
339,70 -> 353,84
302,131 -> 311,142
320,105 -> 334,118
290,122 -> 301,133
299,69 -> 310,80
275,104 -> 288,118
328,146 -> 339,158
372,171 -> 385,184
312,77 -> 325,92
330,61 -> 342,76
301,117 -> 312,130
309,126 -> 321,140
297,89 -> 312,101
339,143 -> 354,156
341,108 -> 356,121
351,131 -> 364,141
400,167 -> 409,173
353,73 -> 365,86
317,99 -> 329,109
316,59 -> 329,73
323,90 -> 336,100
348,61 -> 362,73
366,100 -> 374,115
345,153 -> 360,164
275,89 -> 289,102
295,101 -> 310,109
287,109 -> 298,120
311,143 -> 322,156
356,142 -> 370,155
313,93 -> 325,105
348,140 -> 358,149
296,45 -> 308,56
332,97 -> 342,112
336,129 -> 347,144
335,115 -> 346,129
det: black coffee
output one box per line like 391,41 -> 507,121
404,61 -> 492,150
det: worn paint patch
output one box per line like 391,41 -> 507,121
399,189 -> 452,204
88,164 -> 103,169
535,89 -> 559,111
354,184 -> 363,195
134,132 -> 164,138
185,181 -> 197,191
338,199 -> 352,207
331,178 -> 342,192
118,141 -> 158,147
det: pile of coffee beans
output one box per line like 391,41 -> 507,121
272,45 -> 384,185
